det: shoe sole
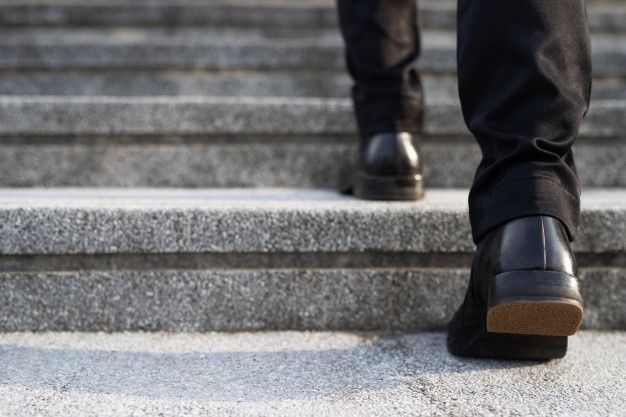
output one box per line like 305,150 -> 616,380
486,270 -> 584,337
352,173 -> 424,201
447,331 -> 568,361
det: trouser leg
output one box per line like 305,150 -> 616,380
457,0 -> 592,243
337,0 -> 423,137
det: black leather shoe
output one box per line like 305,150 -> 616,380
447,215 -> 584,360
344,132 -> 424,200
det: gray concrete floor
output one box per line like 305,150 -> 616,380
0,331 -> 624,416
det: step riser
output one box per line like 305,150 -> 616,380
0,4 -> 340,29
1,72 -> 625,100
0,140 -> 623,188
0,44 -> 624,77
0,98 -> 624,137
0,268 -> 622,331
1,3 -> 625,34
0,72 -> 354,98
0,98 -> 623,187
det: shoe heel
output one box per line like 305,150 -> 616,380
353,173 -> 424,201
448,332 -> 569,361
486,270 -> 584,336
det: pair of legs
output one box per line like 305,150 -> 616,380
338,0 -> 592,359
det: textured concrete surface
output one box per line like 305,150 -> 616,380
0,188 -> 624,254
0,28 -> 624,76
0,70 -> 355,98
0,138 -> 362,188
0,139 -> 623,188
0,72 -> 457,99
0,0 -> 341,29
0,96 -> 355,136
2,71 -> 626,100
0,331 -> 624,416
0,0 -> 624,33
0,96 -> 625,137
0,268 -> 622,331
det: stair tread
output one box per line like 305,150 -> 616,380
2,72 -> 625,100
0,186 -> 624,207
0,0 -> 624,36
0,0 -> 617,6
0,28 -> 622,76
4,27 -> 626,46
0,95 -> 623,137
0,188 -> 623,254
0,27 -> 449,44
0,331 -> 624,416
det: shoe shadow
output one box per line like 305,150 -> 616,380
0,332 -> 544,403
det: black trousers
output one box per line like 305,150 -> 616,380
337,0 -> 592,243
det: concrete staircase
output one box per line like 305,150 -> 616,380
0,1 -> 624,415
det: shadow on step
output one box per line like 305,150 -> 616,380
0,332 -> 541,403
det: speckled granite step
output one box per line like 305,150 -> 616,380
0,95 -> 623,188
0,188 -> 623,331
1,0 -> 625,34
0,96 -> 623,137
0,331 -> 624,416
0,29 -> 625,76
2,72 -> 626,100
0,136 -> 623,188
0,188 -> 623,255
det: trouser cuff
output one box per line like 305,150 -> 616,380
354,96 -> 423,138
469,176 -> 580,244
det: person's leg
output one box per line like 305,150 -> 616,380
337,0 -> 425,200
449,0 -> 592,360
457,0 -> 592,243
337,0 -> 423,137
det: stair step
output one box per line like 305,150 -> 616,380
1,72 -> 625,100
0,70 -> 355,98
1,29 -> 625,76
1,0 -> 625,34
0,188 -> 623,254
0,96 -> 623,188
0,188 -> 623,331
0,331 -> 624,416
0,332 -> 626,417
0,138 -> 622,188
0,96 -> 623,137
